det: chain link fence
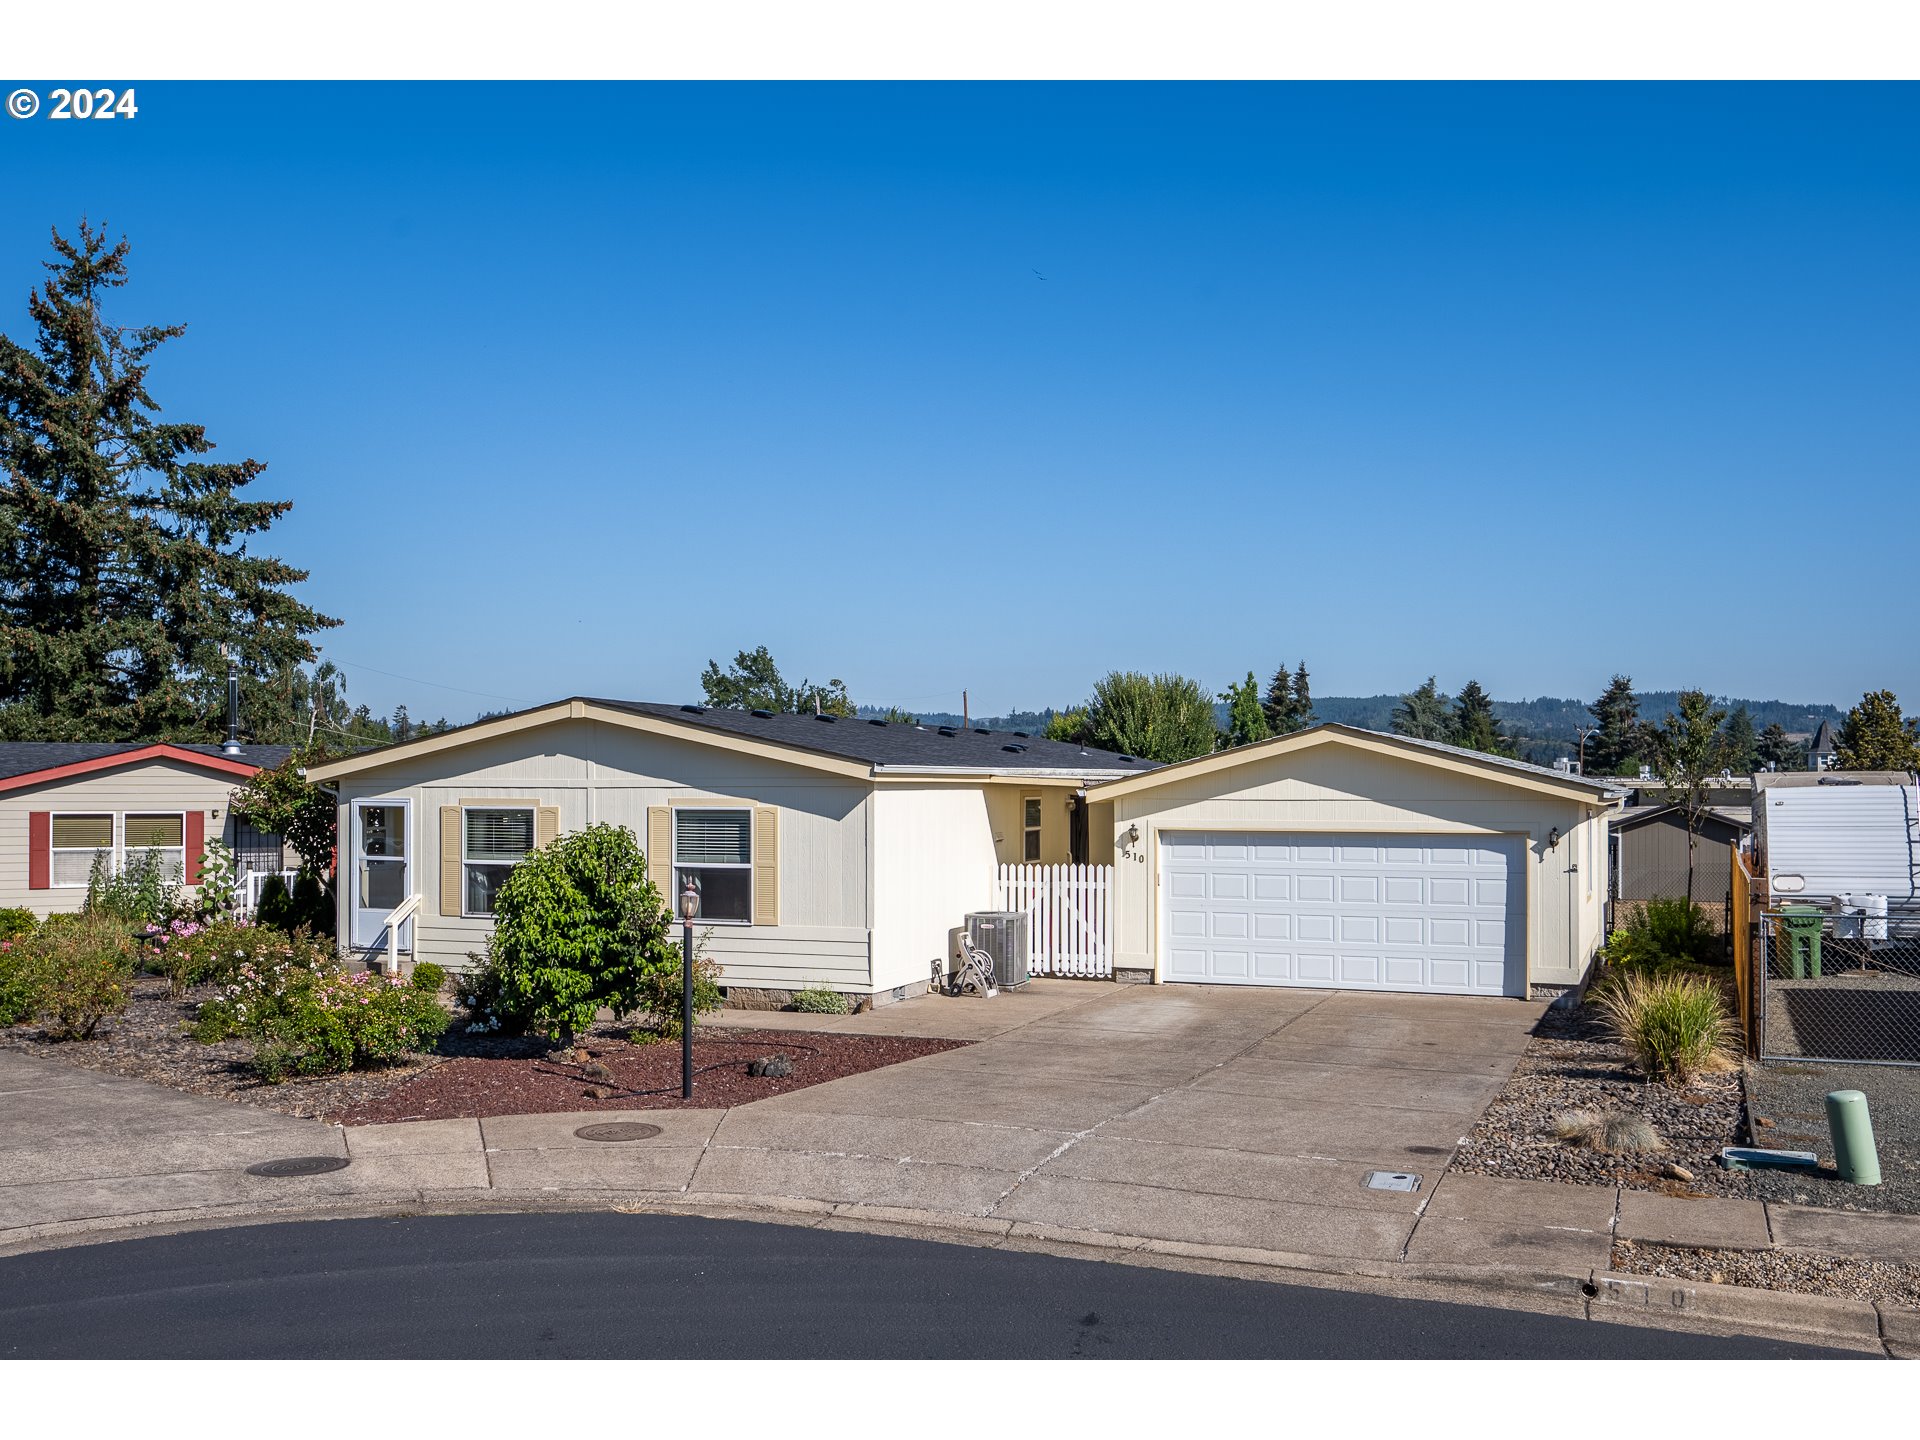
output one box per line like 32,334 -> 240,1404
1756,908 -> 1920,1066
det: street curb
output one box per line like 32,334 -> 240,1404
0,1188 -> 1897,1353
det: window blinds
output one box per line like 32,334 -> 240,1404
674,809 -> 751,866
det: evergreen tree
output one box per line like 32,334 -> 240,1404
0,222 -> 336,740
1391,677 -> 1454,742
1219,672 -> 1271,750
391,704 -> 413,743
1584,674 -> 1643,777
1755,722 -> 1805,772
1451,679 -> 1512,755
1292,660 -> 1314,728
1720,706 -> 1757,774
1262,658 -> 1314,734
1834,690 -> 1920,772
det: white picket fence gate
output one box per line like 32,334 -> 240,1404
995,863 -> 1113,978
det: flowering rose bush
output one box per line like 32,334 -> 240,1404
193,937 -> 450,1082
145,916 -> 264,994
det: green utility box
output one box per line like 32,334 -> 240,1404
1779,906 -> 1824,979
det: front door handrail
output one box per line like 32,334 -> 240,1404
383,892 -> 422,975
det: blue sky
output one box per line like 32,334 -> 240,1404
2,82 -> 1914,722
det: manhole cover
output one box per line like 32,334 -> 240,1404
1364,1171 -> 1422,1193
246,1155 -> 351,1178
574,1122 -> 663,1143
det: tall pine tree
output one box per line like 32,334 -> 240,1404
0,222 -> 336,740
1451,679 -> 1512,755
1391,677 -> 1453,741
1584,674 -> 1643,776
1262,658 -> 1314,734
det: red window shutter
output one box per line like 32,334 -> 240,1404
28,812 -> 50,890
185,810 -> 205,885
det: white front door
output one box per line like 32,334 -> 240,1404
1161,831 -> 1524,996
351,799 -> 412,949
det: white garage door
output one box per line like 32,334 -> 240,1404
1161,832 -> 1524,996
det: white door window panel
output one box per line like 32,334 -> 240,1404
1161,830 -> 1524,996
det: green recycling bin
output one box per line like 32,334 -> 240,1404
1779,906 -> 1824,979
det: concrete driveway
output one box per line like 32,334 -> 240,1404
699,980 -> 1542,1261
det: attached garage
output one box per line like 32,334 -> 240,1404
1162,831 -> 1522,995
1088,725 -> 1620,998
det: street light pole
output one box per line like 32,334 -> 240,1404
678,878 -> 699,1100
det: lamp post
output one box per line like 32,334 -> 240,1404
678,877 -> 699,1100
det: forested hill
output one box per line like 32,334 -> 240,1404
871,692 -> 1848,766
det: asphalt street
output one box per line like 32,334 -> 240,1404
0,1212 -> 1858,1359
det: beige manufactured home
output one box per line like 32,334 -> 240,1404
0,742 -> 292,915
305,699 -> 1145,1003
1085,725 -> 1622,996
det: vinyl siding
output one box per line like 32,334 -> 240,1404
331,719 -> 873,988
1106,743 -> 1609,988
0,760 -> 276,915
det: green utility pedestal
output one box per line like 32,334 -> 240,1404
1825,1090 -> 1881,1186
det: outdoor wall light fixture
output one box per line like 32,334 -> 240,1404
678,876 -> 700,1099
1547,827 -> 1560,851
1124,824 -> 1140,847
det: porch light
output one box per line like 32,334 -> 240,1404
1547,827 -> 1560,851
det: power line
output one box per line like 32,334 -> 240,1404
322,655 -> 528,705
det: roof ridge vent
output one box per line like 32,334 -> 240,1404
750,708 -> 775,719
815,713 -> 836,723
867,718 -> 887,726
937,726 -> 957,736
1012,731 -> 1030,738
1003,743 -> 1027,753
1118,754 -> 1137,763
680,704 -> 706,714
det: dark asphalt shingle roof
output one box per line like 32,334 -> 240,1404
585,700 -> 1153,773
0,742 -> 290,784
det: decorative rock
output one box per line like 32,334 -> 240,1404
1660,1162 -> 1695,1182
581,1061 -> 614,1082
747,1055 -> 793,1078
583,1084 -> 614,1100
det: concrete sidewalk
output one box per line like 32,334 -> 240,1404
4,981 -> 1918,1354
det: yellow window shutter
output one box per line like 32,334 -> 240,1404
536,806 -> 559,849
647,806 -> 671,896
439,806 -> 462,917
753,805 -> 779,927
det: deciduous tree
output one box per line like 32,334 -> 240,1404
699,645 -> 854,716
1642,689 -> 1728,908
1219,672 -> 1271,749
1085,671 -> 1218,763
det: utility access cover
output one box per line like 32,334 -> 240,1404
574,1122 -> 663,1143
246,1156 -> 351,1178
1364,1171 -> 1421,1193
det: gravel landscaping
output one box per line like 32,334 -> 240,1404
1449,996 -> 1920,1215
1611,1237 -> 1920,1312
1450,999 -> 1751,1199
0,975 -> 967,1125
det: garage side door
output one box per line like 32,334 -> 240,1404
1161,832 -> 1523,996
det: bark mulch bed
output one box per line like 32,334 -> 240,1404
1448,999 -> 1755,1200
0,976 -> 968,1126
332,1030 -> 969,1126
1611,1237 -> 1920,1312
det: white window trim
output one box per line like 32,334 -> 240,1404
49,812 -> 117,888
461,804 -> 536,919
671,804 -> 754,926
1022,793 -> 1044,863
122,810 -> 188,886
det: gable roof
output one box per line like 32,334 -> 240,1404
0,742 -> 289,794
1810,719 -> 1839,753
1084,722 -> 1626,805
1610,801 -> 1752,833
305,697 -> 1154,784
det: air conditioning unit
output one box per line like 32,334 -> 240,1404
965,910 -> 1031,990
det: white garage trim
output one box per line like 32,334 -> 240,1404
1154,826 -> 1532,997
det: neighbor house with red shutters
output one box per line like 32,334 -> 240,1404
0,742 -> 293,916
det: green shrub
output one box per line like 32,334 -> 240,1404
631,945 -> 723,1039
453,949 -> 528,1036
487,823 -> 677,1043
194,936 -> 449,1082
0,937 -> 44,1026
85,848 -> 180,927
1591,970 -> 1736,1086
1604,897 -> 1721,972
253,873 -> 294,931
147,917 -> 263,995
289,869 -> 335,935
192,839 -> 241,921
793,985 -> 848,1015
410,960 -> 446,994
8,915 -> 138,1039
0,907 -> 38,943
